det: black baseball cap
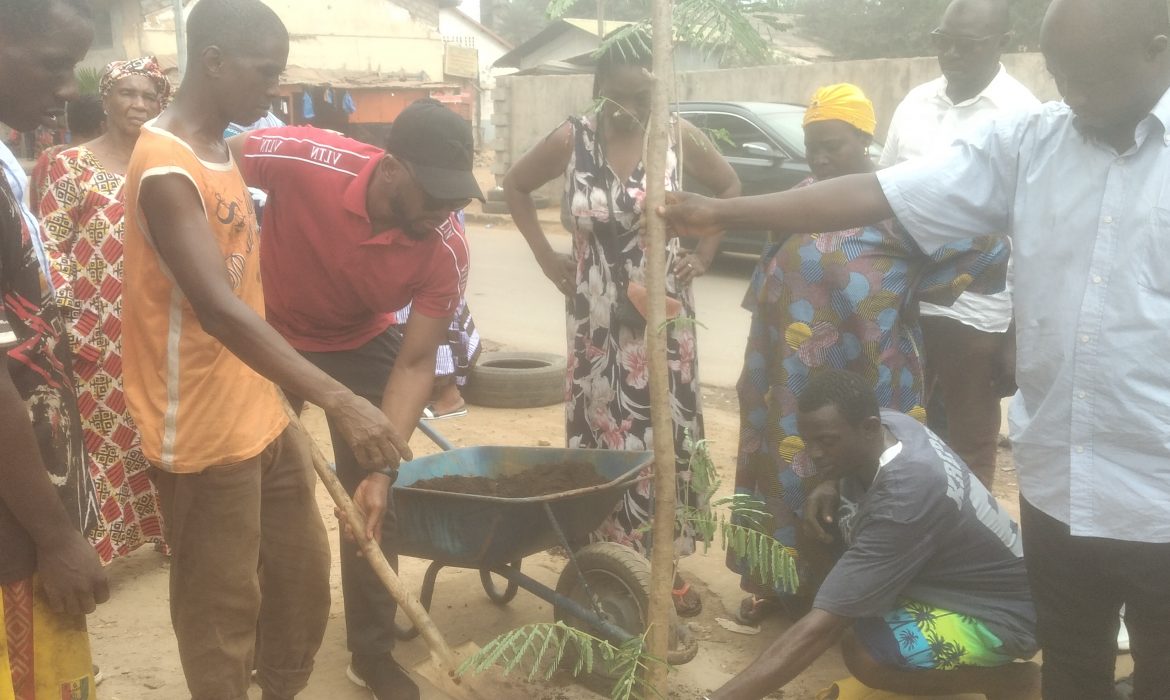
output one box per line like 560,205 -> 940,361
386,99 -> 484,201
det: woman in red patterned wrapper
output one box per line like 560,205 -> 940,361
37,56 -> 171,564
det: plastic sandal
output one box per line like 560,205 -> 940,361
421,404 -> 468,421
671,580 -> 703,618
735,594 -> 782,626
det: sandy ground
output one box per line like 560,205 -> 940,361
87,380 -> 1111,700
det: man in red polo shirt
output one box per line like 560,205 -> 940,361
231,99 -> 482,699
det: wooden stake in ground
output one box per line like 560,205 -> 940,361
284,406 -> 486,700
643,0 -> 677,692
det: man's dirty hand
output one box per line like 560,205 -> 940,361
658,191 -> 724,239
37,530 -> 109,616
329,393 -> 412,471
344,472 -> 392,547
803,480 -> 841,545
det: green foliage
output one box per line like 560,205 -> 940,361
458,621 -> 595,681
608,634 -> 668,700
487,0 -> 645,45
75,67 -> 102,96
679,435 -> 799,594
718,509 -> 800,592
704,126 -> 736,152
675,0 -> 790,65
457,622 -> 666,700
548,0 -> 788,67
789,0 -> 1052,60
679,498 -> 798,594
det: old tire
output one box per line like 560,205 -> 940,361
553,543 -> 698,691
464,351 -> 565,409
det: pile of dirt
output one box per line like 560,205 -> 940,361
411,461 -> 606,498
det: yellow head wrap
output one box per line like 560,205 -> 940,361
802,83 -> 876,136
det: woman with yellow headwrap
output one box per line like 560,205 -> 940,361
730,84 -> 1009,623
37,56 -> 172,564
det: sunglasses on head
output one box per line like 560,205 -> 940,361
929,28 -> 1006,53
401,160 -> 473,213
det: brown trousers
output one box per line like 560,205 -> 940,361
151,425 -> 331,700
920,315 -> 1005,488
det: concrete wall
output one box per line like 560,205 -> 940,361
439,9 -> 515,145
492,53 -> 1058,201
491,73 -> 594,198
76,0 -> 147,72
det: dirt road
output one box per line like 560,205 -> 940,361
89,387 -> 1051,700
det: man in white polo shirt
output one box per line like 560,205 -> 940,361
880,0 -> 1039,488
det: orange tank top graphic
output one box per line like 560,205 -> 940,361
122,122 -> 286,473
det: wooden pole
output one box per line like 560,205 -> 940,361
642,0 -> 676,692
285,406 -> 485,700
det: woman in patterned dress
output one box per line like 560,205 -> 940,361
29,94 -> 105,211
38,57 -> 171,564
728,84 -> 1010,623
503,36 -> 741,615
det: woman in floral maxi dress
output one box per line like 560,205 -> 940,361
38,57 -> 171,563
503,38 -> 740,614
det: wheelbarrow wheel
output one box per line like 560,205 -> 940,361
479,561 -> 521,605
552,543 -> 698,692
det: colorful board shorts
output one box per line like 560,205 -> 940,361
0,577 -> 94,699
853,599 -> 1018,671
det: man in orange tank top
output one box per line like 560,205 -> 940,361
121,1 -> 411,698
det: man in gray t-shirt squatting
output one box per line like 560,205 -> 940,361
706,371 -> 1038,700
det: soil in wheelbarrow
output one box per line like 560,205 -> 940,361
411,461 -> 607,498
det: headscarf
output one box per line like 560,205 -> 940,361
802,83 -> 876,137
99,56 -> 172,108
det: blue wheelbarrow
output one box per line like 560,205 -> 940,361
390,423 -> 697,675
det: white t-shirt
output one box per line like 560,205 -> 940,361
881,66 -> 1039,332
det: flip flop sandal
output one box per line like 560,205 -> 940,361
735,594 -> 782,626
671,581 -> 703,618
421,404 -> 468,421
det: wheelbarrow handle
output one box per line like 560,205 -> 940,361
417,420 -> 456,452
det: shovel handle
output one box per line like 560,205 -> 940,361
284,405 -> 478,696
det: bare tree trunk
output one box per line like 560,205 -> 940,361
643,0 -> 676,692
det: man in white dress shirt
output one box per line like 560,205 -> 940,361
881,0 -> 1039,488
663,0 -> 1170,696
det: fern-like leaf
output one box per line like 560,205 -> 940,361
545,0 -> 582,19
75,66 -> 103,96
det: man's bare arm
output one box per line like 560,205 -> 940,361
349,312 -> 450,543
661,173 -> 894,240
0,356 -> 108,614
708,609 -> 851,700
380,312 -> 448,442
139,173 -> 411,470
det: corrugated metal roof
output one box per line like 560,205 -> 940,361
280,65 -> 460,89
